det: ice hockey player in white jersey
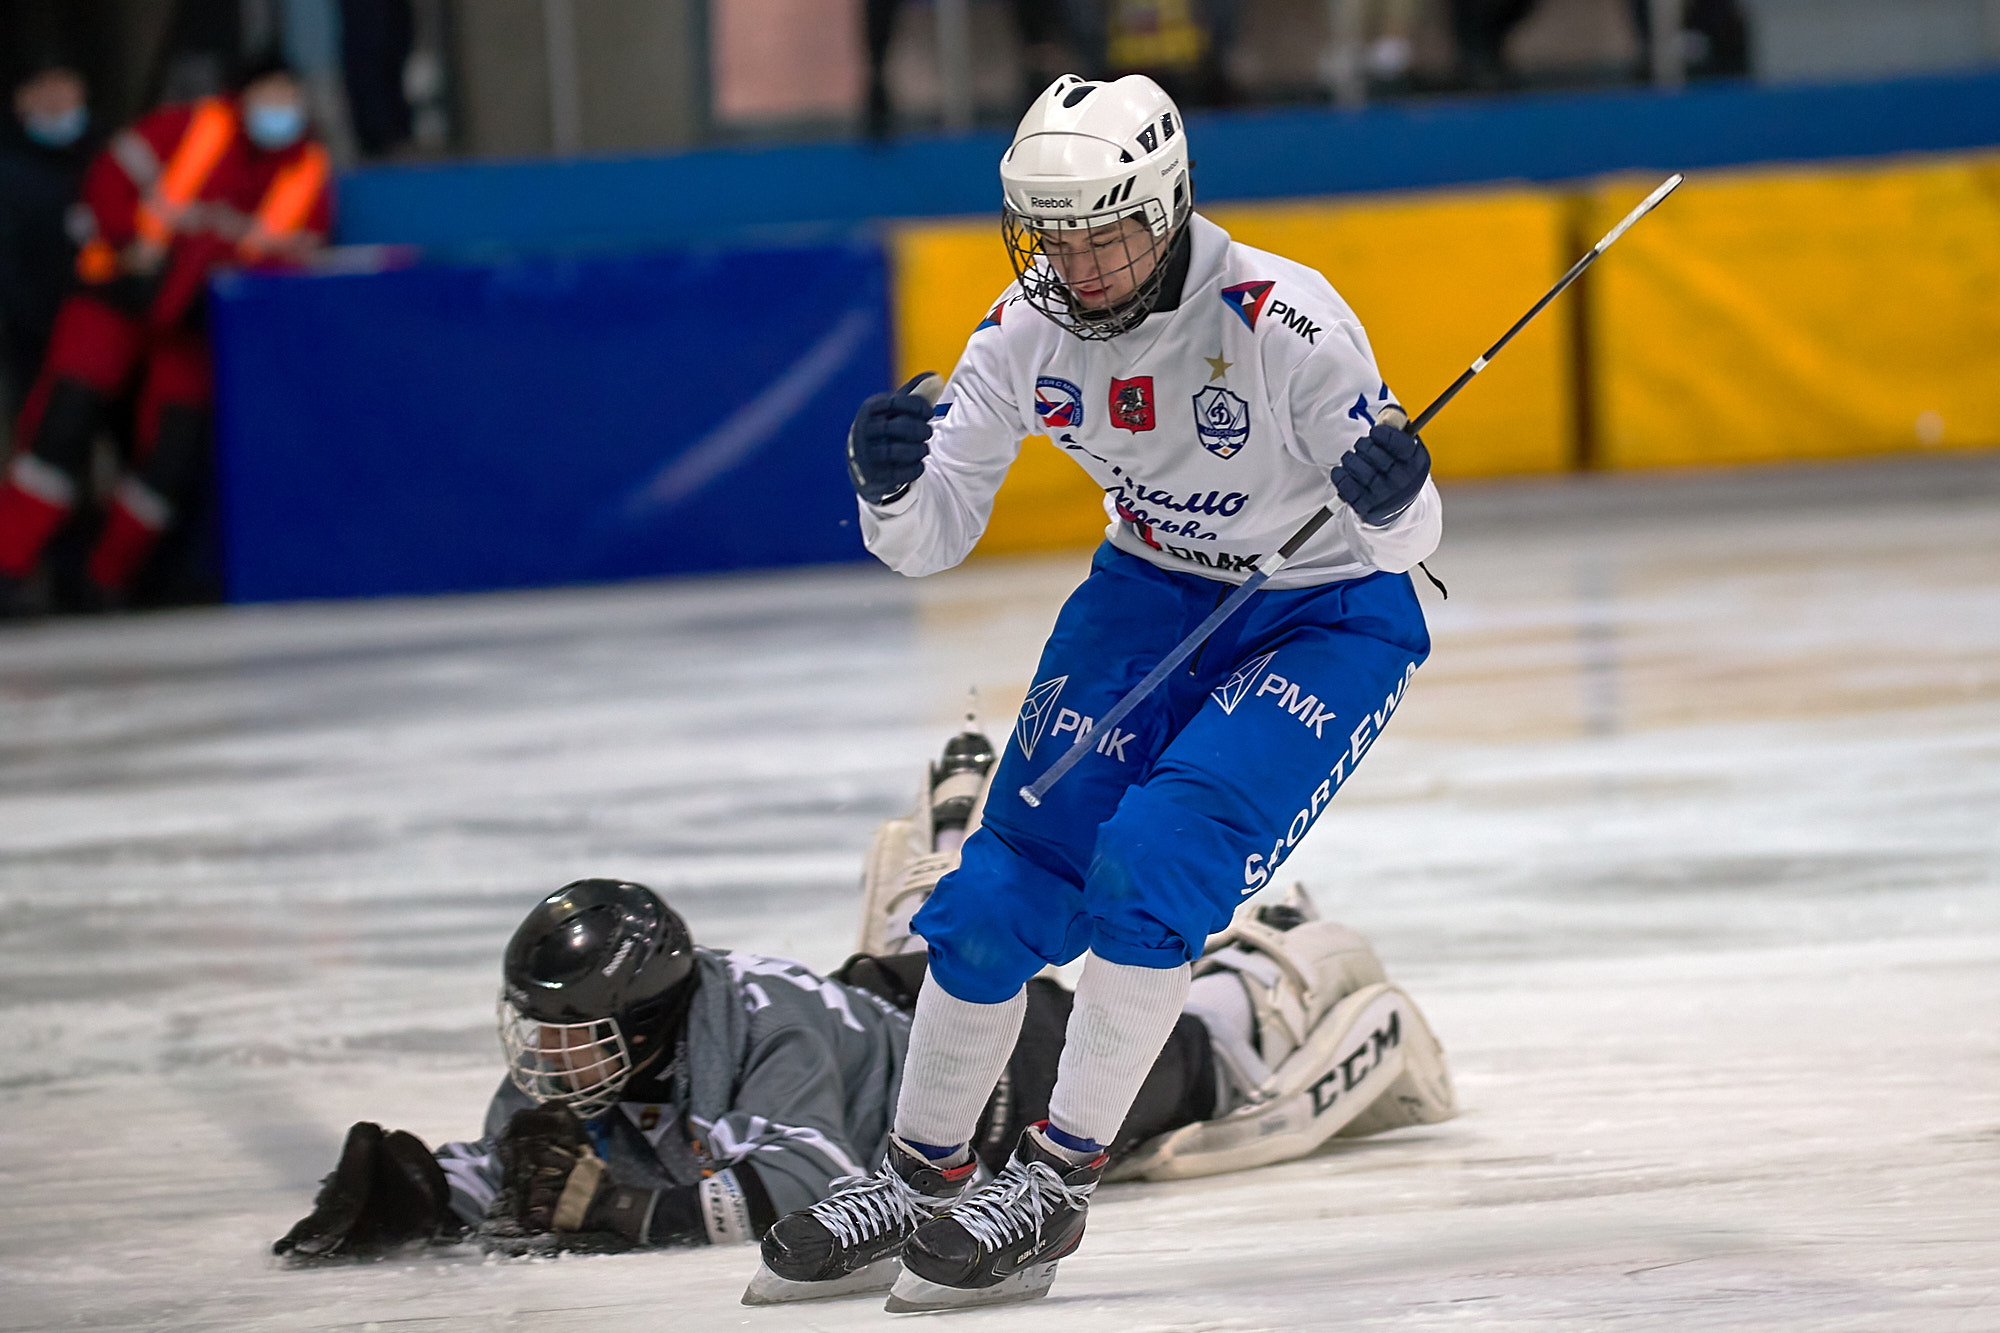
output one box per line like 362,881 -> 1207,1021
780,72 -> 1446,1311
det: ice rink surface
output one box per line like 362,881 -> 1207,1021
3,455 -> 1997,1332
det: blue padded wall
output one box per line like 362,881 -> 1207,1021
334,72 -> 2000,257
210,240 -> 890,601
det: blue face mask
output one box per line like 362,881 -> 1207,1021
24,105 -> 88,148
245,103 -> 306,151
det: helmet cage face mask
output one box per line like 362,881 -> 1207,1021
495,878 -> 695,1118
499,996 -> 635,1117
1003,195 -> 1185,340
999,74 -> 1192,341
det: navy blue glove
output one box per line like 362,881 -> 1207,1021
847,373 -> 942,505
1330,413 -> 1431,526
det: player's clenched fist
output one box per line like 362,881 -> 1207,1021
848,373 -> 943,505
1330,409 -> 1431,526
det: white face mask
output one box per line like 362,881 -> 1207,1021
498,995 -> 638,1118
245,102 -> 306,150
24,104 -> 87,148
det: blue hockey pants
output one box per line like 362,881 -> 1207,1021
914,543 -> 1431,1004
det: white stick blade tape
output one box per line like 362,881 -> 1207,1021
1597,173 -> 1685,251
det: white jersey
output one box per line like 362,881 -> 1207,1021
861,212 -> 1442,589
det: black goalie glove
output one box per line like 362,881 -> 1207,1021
494,1103 -> 610,1235
274,1121 -> 465,1261
487,1104 -> 779,1254
1330,408 -> 1431,526
485,1103 -> 662,1254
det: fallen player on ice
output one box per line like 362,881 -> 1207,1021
272,723 -> 1455,1294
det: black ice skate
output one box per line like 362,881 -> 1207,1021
742,1135 -> 976,1305
885,1122 -> 1106,1312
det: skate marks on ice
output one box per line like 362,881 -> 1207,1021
0,457 -> 1996,1328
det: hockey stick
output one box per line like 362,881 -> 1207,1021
1019,172 -> 1684,808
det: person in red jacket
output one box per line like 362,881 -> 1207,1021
0,58 -> 331,613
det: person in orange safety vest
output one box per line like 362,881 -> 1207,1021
0,57 -> 331,613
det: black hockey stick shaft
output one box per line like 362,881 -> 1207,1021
1407,172 -> 1684,436
1018,173 -> 1684,809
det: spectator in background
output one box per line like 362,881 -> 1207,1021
1077,0 -> 1242,107
1445,0 -> 1539,88
339,0 -> 416,158
864,0 -> 1071,138
1321,0 -> 1421,104
149,0 -> 418,164
1630,0 -> 1747,80
153,0 -> 253,103
0,57 -> 332,615
0,55 -> 98,429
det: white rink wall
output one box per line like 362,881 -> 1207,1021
1,456 -> 1996,1331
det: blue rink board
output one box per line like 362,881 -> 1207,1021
210,241 -> 891,602
335,71 -> 2000,257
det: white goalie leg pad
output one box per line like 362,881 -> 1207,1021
1108,981 -> 1455,1182
1192,888 -> 1390,1083
853,814 -> 925,958
853,743 -> 998,958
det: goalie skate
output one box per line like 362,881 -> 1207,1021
854,719 -> 996,958
1110,887 -> 1456,1182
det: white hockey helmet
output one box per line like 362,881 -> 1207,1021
1000,74 -> 1194,339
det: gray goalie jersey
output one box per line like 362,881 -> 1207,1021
436,947 -> 910,1239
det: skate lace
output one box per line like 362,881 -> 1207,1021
806,1166 -> 936,1249
951,1157 -> 1096,1252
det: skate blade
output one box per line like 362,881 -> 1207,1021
741,1254 -> 901,1305
883,1260 -> 1058,1313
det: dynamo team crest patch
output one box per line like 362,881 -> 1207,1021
1193,386 -> 1251,458
1034,376 -> 1084,431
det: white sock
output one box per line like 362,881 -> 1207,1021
894,980 -> 1027,1152
1047,955 -> 1192,1147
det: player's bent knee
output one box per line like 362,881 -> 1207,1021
1084,784 -> 1249,967
913,830 -> 1090,1004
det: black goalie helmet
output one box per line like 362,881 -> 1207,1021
498,879 -> 697,1116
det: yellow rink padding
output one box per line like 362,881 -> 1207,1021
1589,155 -> 2000,469
890,187 -> 1574,556
891,217 -> 1111,552
1205,189 -> 1573,480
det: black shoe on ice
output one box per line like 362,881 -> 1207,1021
886,1122 -> 1106,1312
742,1135 -> 975,1305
